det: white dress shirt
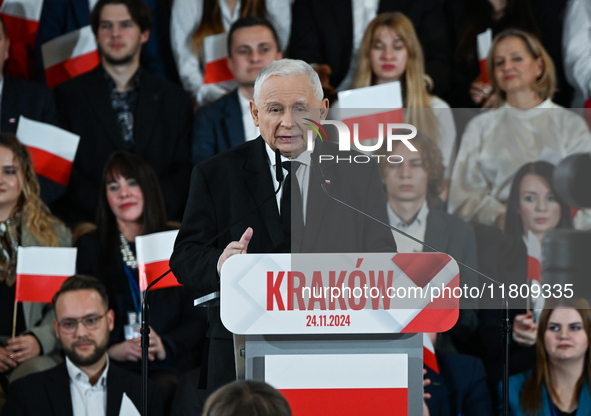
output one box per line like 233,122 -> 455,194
237,90 -> 259,142
386,201 -> 429,253
563,0 -> 591,108
66,356 -> 109,416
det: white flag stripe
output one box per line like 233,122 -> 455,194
423,333 -> 435,353
16,247 -> 77,276
524,230 -> 542,261
17,117 -> 80,162
338,82 -> 403,114
136,230 -> 179,264
203,32 -> 228,63
0,0 -> 43,21
265,354 -> 408,389
42,26 -> 97,69
477,29 -> 493,61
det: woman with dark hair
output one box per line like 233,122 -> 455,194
76,151 -> 206,409
478,161 -> 573,394
449,29 -> 591,229
504,298 -> 591,416
0,133 -> 71,382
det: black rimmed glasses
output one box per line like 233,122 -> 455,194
57,312 -> 108,334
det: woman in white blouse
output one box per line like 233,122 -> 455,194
449,28 -> 591,229
170,0 -> 291,107
350,12 -> 457,185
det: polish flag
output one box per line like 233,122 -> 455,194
136,230 -> 182,292
203,32 -> 233,85
423,333 -> 439,374
524,231 -> 544,316
337,82 -> 404,144
266,354 -> 408,416
16,116 -> 80,186
0,0 -> 42,79
15,247 -> 78,303
41,26 -> 100,88
477,29 -> 493,84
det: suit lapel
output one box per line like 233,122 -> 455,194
245,138 -> 284,248
82,68 -> 125,149
0,75 -> 15,131
46,363 -> 74,416
106,365 -> 125,416
224,90 -> 245,148
133,70 -> 160,154
423,209 -> 449,253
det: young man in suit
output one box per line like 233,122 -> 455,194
192,16 -> 283,165
53,0 -> 192,224
2,275 -> 163,416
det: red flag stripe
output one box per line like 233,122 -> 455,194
15,274 -> 69,303
1,14 -> 38,79
45,50 -> 100,88
527,256 -> 542,283
342,109 -> 404,143
280,388 -> 407,416
423,346 -> 439,374
26,145 -> 73,186
203,58 -> 234,84
138,260 -> 181,292
479,59 -> 489,84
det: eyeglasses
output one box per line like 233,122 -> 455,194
57,313 -> 108,334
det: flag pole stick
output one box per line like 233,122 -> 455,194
12,300 -> 17,339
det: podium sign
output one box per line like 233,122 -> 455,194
221,252 -> 459,335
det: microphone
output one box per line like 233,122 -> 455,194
553,152 -> 591,208
275,148 -> 284,183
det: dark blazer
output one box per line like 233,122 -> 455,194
192,89 -> 244,165
1,361 -> 163,416
170,137 -> 396,389
76,231 -> 207,373
53,66 -> 193,224
288,0 -> 451,96
423,208 -> 479,355
425,351 -> 494,416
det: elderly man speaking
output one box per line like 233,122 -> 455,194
171,59 -> 396,394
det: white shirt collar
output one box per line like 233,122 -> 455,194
264,140 -> 314,166
66,355 -> 109,388
387,200 -> 429,228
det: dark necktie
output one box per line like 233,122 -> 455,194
281,161 -> 304,251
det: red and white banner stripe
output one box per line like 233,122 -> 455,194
266,353 -> 408,416
203,32 -> 233,85
136,230 -> 182,292
41,25 -> 100,88
0,0 -> 43,79
337,82 -> 404,143
15,246 -> 78,303
423,333 -> 439,374
524,231 -> 544,316
477,29 -> 493,84
16,116 -> 80,186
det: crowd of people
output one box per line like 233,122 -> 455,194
0,0 -> 590,415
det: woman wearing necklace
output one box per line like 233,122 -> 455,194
75,151 -> 206,410
0,134 -> 71,382
504,299 -> 591,416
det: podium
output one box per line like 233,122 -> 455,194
221,252 -> 459,416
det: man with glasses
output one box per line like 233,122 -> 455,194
2,275 -> 163,416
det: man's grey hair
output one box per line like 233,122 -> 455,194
253,59 -> 323,104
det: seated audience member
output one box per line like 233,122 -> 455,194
448,29 -> 591,229
0,134 -> 71,383
563,0 -> 591,108
192,15 -> 283,165
375,132 -> 478,354
202,380 -> 292,416
288,0 -> 451,97
503,299 -> 591,416
170,0 -> 290,106
478,162 -> 573,393
2,274 -> 163,416
76,151 -> 206,412
351,12 -> 456,184
423,332 -> 494,416
34,0 -> 177,84
54,0 -> 192,224
0,16 -> 58,133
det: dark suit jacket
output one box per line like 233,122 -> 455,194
288,0 -> 451,96
1,361 -> 163,416
53,66 -> 192,224
423,208 -> 479,355
192,89 -> 244,165
425,351 -> 494,416
170,137 -> 396,388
